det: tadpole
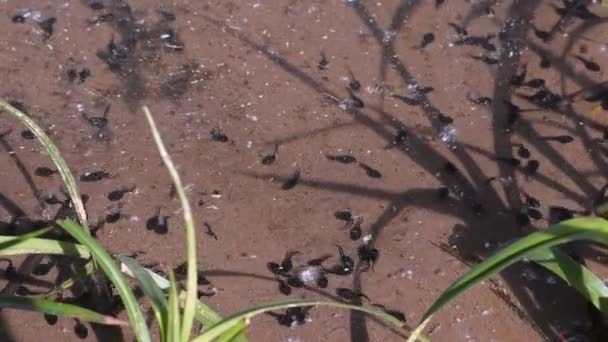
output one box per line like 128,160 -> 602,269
80,170 -> 111,182
391,94 -> 422,106
334,210 -> 352,222
44,313 -> 58,326
35,167 -> 58,177
358,244 -> 379,271
346,68 -> 361,91
455,35 -> 496,51
267,251 -> 299,275
269,307 -> 312,327
522,78 -> 545,88
418,32 -> 435,49
105,211 -> 122,224
336,288 -> 370,301
448,22 -> 468,36
21,129 -> 35,140
542,135 -> 574,144
318,51 -> 329,70
277,278 -> 292,296
514,144 -> 530,159
532,25 -> 551,41
107,186 -> 135,201
575,55 -> 600,72
326,154 -> 357,164
347,89 -> 364,108
160,29 -> 184,51
523,192 -> 541,208
38,17 -> 57,39
467,96 -> 492,106
324,246 -> 354,276
527,208 -> 543,220
210,127 -> 228,142
204,222 -> 218,240
349,216 -> 363,241
146,208 -> 169,234
261,145 -> 278,165
281,170 -> 300,190
539,55 -> 551,69
523,160 -> 540,176
74,321 -> 88,339
358,162 -> 382,178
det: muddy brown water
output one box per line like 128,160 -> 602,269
1,0 -> 608,341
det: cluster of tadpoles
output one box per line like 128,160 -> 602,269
265,207 -> 387,326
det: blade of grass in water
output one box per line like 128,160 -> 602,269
420,217 -> 608,331
528,247 -> 608,311
121,259 -> 230,335
0,296 -> 126,325
143,105 -> 197,341
215,323 -> 246,342
0,100 -> 87,228
192,299 -> 420,342
0,236 -> 90,258
119,256 -> 169,340
0,227 -> 52,251
168,271 -> 181,342
58,219 -> 151,342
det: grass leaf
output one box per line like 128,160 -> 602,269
528,247 -> 608,311
119,256 -> 169,339
168,271 -> 181,342
119,262 -> 233,337
0,227 -> 52,251
192,299 -> 418,342
144,105 -> 197,341
0,100 -> 88,227
421,217 -> 608,323
0,236 -> 90,258
0,296 -> 126,325
215,322 -> 247,342
58,219 -> 151,342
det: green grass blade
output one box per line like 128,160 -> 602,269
168,271 -> 181,342
119,262 -> 233,338
421,217 -> 608,322
143,105 -> 197,341
0,236 -> 90,257
119,256 -> 169,339
0,100 -> 87,227
192,299 -> 419,342
406,317 -> 431,342
0,296 -> 126,325
215,323 -> 246,342
0,227 -> 52,251
528,247 -> 608,311
58,219 -> 151,342
185,294 -> 223,328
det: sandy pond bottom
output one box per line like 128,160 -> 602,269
1,0 -> 608,341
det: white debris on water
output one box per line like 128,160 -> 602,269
296,265 -> 322,285
439,125 -> 457,144
382,31 -> 396,44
